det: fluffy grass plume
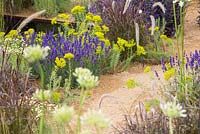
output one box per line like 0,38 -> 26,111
134,21 -> 139,45
150,15 -> 156,35
17,10 -> 46,31
123,0 -> 132,14
112,0 -> 116,11
152,2 -> 166,13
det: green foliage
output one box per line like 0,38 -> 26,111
4,0 -> 33,13
0,0 -> 4,31
0,31 -> 29,72
75,0 -> 96,7
5,0 -> 22,13
145,18 -> 173,64
56,0 -> 73,13
47,68 -> 62,91
109,50 -> 121,72
121,55 -> 134,71
143,49 -> 169,64
34,0 -> 57,17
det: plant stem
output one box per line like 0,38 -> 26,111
173,3 -> 178,33
169,117 -> 173,134
76,88 -> 87,134
180,6 -> 186,89
173,2 -> 180,57
0,0 -> 4,31
95,125 -> 100,134
68,59 -> 72,89
38,62 -> 45,134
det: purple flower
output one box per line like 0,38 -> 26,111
154,70 -> 160,80
161,57 -> 166,71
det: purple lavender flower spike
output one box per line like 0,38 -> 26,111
169,56 -> 173,68
154,70 -> 160,80
161,57 -> 166,71
185,63 -> 188,70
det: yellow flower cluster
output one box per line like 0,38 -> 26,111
0,32 -> 5,37
96,46 -> 102,54
95,32 -> 104,40
24,28 -> 35,39
126,79 -> 137,89
160,34 -> 168,40
6,30 -> 18,38
55,53 -> 75,68
164,68 -> 175,81
102,39 -> 110,47
28,28 -> 34,34
93,15 -> 102,23
71,5 -> 85,14
64,53 -> 75,59
35,32 -> 45,44
102,25 -> 109,33
51,17 -> 57,25
160,34 -> 173,44
63,22 -> 69,27
58,13 -> 70,20
51,13 -> 70,26
185,75 -> 193,81
117,37 -> 128,46
55,57 -> 66,68
113,44 -> 120,51
149,26 -> 159,32
94,30 -> 110,47
165,63 -> 171,70
93,24 -> 102,32
144,66 -> 151,73
113,37 -> 136,52
86,12 -> 93,21
136,45 -> 146,56
86,12 -> 103,23
68,29 -> 75,36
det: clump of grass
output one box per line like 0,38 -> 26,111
114,101 -> 197,134
0,0 -> 4,31
4,0 -> 23,13
34,0 -> 57,17
0,43 -> 38,134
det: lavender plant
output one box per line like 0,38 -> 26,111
24,31 -> 111,86
160,51 -> 200,109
